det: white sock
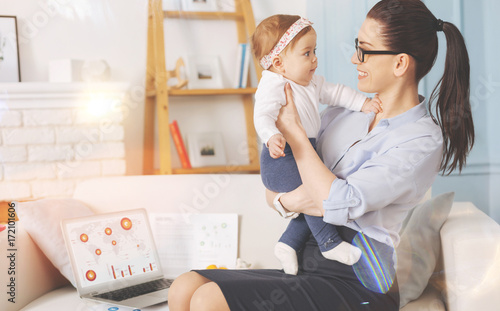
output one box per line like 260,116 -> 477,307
321,241 -> 362,265
274,242 -> 298,275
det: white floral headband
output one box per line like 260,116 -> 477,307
259,17 -> 313,70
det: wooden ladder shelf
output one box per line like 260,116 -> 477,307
143,0 -> 263,174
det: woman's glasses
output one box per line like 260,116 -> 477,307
355,38 -> 419,62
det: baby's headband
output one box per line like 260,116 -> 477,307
259,17 -> 313,70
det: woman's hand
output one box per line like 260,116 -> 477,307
276,83 -> 307,142
265,186 -> 323,217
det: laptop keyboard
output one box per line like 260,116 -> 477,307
94,278 -> 173,302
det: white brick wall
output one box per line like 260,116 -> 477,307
56,127 -> 101,144
83,142 -> 125,160
57,161 -> 101,179
0,182 -> 31,201
4,163 -> 57,181
24,109 -> 73,126
0,110 -> 22,127
100,124 -> 125,142
0,146 -> 28,162
28,145 -> 73,162
3,128 -> 56,145
0,82 -> 128,200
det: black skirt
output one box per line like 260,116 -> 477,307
195,226 -> 399,311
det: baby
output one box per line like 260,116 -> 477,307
252,15 -> 382,275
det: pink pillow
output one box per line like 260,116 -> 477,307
16,199 -> 94,287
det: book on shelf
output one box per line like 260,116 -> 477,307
233,43 -> 251,89
170,120 -> 192,169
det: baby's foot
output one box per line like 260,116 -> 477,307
322,241 -> 362,265
274,242 -> 298,275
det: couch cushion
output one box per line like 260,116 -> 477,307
20,286 -> 83,311
400,285 -> 445,311
439,202 -> 500,311
16,199 -> 94,287
0,222 -> 69,311
21,286 -> 169,311
396,192 -> 454,307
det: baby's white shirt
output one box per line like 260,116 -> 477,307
254,70 -> 367,145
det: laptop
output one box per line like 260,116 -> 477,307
61,208 -> 174,308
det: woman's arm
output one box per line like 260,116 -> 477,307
275,85 -> 443,227
276,83 -> 338,209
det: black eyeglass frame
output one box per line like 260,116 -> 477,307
355,38 -> 419,63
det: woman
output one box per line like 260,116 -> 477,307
168,1 -> 474,310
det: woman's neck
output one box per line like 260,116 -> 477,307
369,82 -> 420,131
377,83 -> 420,118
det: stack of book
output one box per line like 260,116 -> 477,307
234,43 -> 251,89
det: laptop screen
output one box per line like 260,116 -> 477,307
63,209 -> 161,289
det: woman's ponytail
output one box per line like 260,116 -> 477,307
429,21 -> 474,174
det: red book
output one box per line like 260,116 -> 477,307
170,120 -> 192,169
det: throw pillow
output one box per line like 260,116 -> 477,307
396,192 -> 454,307
16,198 -> 94,287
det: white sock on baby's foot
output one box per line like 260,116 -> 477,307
274,242 -> 298,275
322,241 -> 362,265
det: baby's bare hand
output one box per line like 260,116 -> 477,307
362,94 -> 383,114
268,134 -> 286,159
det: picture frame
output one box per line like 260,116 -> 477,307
187,132 -> 227,167
186,55 -> 224,89
0,16 -> 21,82
181,0 -> 217,12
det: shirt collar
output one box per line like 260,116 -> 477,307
377,95 -> 428,129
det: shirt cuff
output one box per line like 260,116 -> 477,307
322,178 -> 361,225
262,130 -> 282,147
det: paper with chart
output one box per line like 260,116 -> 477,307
149,213 -> 238,278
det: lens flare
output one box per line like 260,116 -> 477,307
352,232 -> 396,294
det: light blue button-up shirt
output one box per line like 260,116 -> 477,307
316,97 -> 443,247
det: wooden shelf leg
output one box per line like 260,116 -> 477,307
242,94 -> 260,168
153,0 -> 172,174
143,1 -> 157,175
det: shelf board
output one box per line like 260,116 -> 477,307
164,10 -> 243,20
155,164 -> 260,175
168,88 -> 257,96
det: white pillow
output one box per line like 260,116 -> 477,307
16,199 -> 94,287
396,192 -> 454,307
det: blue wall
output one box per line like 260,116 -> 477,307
308,0 -> 500,222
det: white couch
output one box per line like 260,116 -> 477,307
1,174 -> 500,311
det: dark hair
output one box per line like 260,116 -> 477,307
367,0 -> 474,175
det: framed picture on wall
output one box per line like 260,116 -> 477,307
0,16 -> 21,82
187,132 -> 227,167
181,0 -> 217,11
186,55 -> 224,89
